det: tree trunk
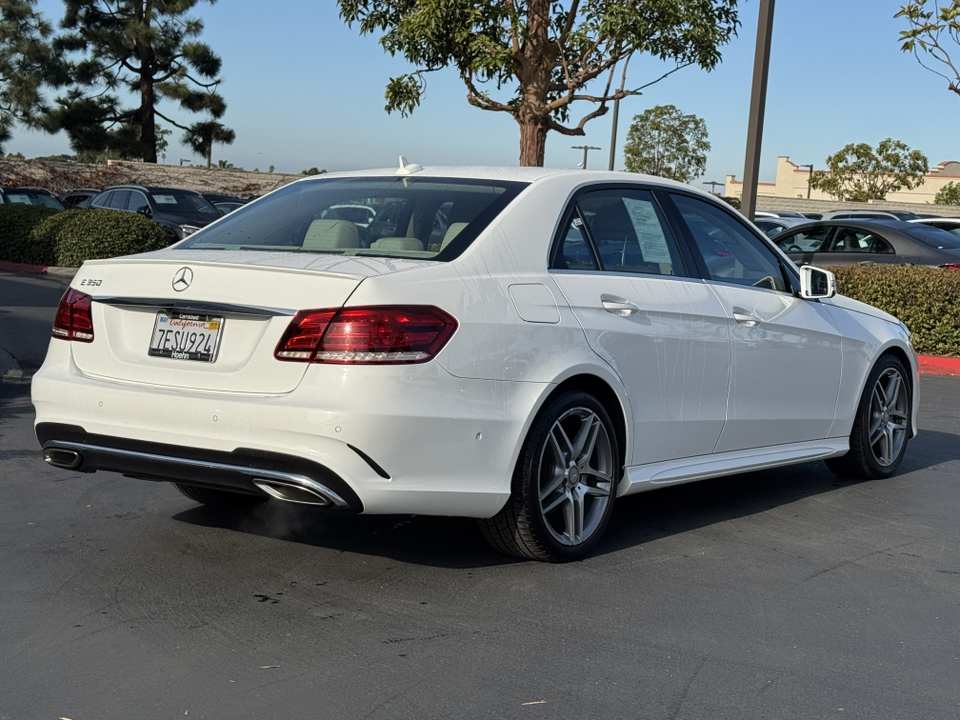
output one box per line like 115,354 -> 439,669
136,2 -> 157,163
517,118 -> 548,167
139,77 -> 157,163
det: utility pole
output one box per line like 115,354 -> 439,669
572,145 -> 601,169
608,98 -> 621,171
799,164 -> 814,199
740,0 -> 776,218
702,180 -> 724,195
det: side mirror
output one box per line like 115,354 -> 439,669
136,205 -> 152,217
799,265 -> 836,299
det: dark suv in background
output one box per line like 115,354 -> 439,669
89,185 -> 220,240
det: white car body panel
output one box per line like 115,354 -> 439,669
551,272 -> 729,465
705,282 -> 843,452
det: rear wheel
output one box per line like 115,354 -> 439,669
479,391 -> 619,562
173,483 -> 267,509
826,354 -> 911,479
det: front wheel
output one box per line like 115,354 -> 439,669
826,354 -> 912,479
479,391 -> 620,562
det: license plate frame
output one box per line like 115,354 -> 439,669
148,310 -> 224,362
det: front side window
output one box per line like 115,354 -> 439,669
775,226 -> 831,253
179,177 -> 526,261
671,193 -> 789,292
126,191 -> 150,213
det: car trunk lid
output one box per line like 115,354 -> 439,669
69,252 -> 435,393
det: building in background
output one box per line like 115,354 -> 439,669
725,156 -> 960,204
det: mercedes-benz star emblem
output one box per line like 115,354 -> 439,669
172,267 -> 193,292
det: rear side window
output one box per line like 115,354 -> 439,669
180,177 -> 527,261
553,187 -> 685,276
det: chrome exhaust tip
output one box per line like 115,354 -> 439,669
253,478 -> 337,506
43,447 -> 83,470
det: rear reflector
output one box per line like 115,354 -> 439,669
52,288 -> 95,342
275,306 -> 458,364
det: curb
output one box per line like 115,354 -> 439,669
0,261 -> 78,277
917,355 -> 960,377
2,261 -> 960,377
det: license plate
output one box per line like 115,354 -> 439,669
148,311 -> 224,362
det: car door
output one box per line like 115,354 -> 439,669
665,192 -> 843,453
810,225 -> 897,266
549,186 -> 731,466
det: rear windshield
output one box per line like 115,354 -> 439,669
178,176 -> 527,260
899,224 -> 960,249
2,189 -> 65,210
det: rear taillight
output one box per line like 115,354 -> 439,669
940,263 -> 960,271
275,306 -> 457,364
52,288 -> 94,342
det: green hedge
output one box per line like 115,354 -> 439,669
830,264 -> 960,357
0,205 -> 62,265
39,209 -> 170,268
1,207 -> 171,267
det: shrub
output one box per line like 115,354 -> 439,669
934,181 -> 960,205
830,264 -> 960,357
0,205 -> 62,265
53,209 -> 170,267
28,210 -> 85,266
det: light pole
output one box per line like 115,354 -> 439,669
799,163 -> 814,199
740,0 -> 776,218
608,98 -> 621,171
572,145 -> 601,169
702,180 -> 724,195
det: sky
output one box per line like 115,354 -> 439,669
7,0 -> 959,186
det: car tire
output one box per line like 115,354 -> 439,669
173,483 -> 267,509
826,354 -> 911,480
478,391 -> 619,562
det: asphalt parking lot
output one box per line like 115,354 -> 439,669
2,269 -> 959,720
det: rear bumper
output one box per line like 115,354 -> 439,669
37,423 -> 361,509
32,343 -> 548,517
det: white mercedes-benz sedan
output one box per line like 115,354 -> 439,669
32,164 -> 919,562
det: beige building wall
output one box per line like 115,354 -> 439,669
725,156 -> 960,206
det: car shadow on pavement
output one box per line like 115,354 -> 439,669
172,503 -> 514,569
170,428 -> 959,567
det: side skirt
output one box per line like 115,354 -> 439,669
620,439 -> 849,496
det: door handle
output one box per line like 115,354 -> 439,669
601,294 -> 640,316
732,308 -> 760,327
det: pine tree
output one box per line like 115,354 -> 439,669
47,0 -> 232,163
0,0 -> 59,153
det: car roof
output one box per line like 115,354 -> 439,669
293,165 -> 716,201
101,184 -> 203,194
1,186 -> 56,193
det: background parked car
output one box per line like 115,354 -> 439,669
90,185 -> 220,240
0,187 -> 66,210
753,216 -> 810,238
201,193 -> 251,215
58,189 -> 100,209
773,218 -> 960,268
